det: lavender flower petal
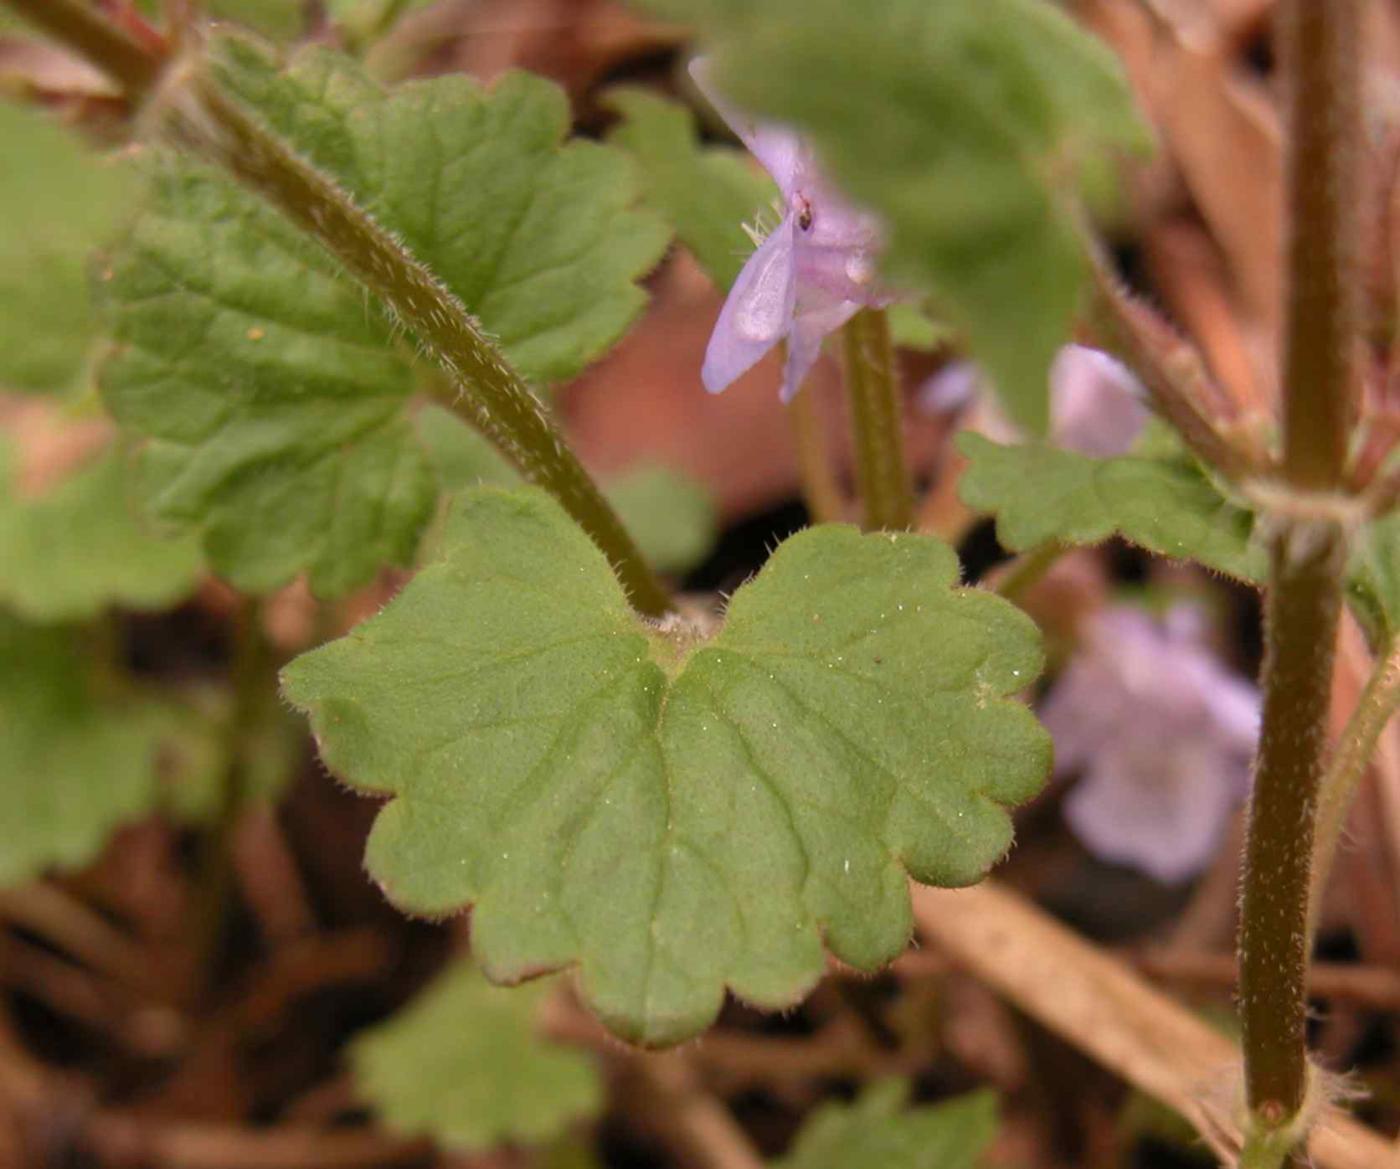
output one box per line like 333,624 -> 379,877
1049,344 -> 1150,457
1065,737 -> 1242,884
781,299 -> 860,403
701,220 -> 797,394
691,57 -> 893,401
1042,603 -> 1260,884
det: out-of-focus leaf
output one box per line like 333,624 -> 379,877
1347,513 -> 1400,648
603,464 -> 716,576
642,0 -> 1150,433
155,687 -> 303,825
776,1080 -> 998,1169
0,617 -> 171,886
0,101 -> 135,393
887,303 -> 954,352
351,962 -> 601,1151
416,405 -> 716,575
209,0 -> 306,41
283,487 -> 1047,1044
605,87 -> 775,290
0,438 -> 201,621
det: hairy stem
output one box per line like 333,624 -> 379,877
787,375 -> 846,526
839,308 -> 912,531
1084,245 -> 1266,483
1238,1 -> 1362,1151
1239,522 -> 1345,1151
1278,1 -> 1361,492
3,0 -> 673,618
1309,637 -> 1400,927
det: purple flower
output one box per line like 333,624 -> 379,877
1040,604 -> 1259,884
691,60 -> 891,402
919,343 -> 1150,457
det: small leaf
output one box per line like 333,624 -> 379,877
1347,513 -> 1400,648
351,961 -> 602,1151
100,43 -> 668,594
0,617 -> 171,886
207,0 -> 307,40
0,101 -> 135,393
603,465 -> 717,576
605,87 -> 776,290
284,487 -> 1048,1044
777,1080 -> 998,1169
887,303 -> 954,353
0,438 -> 202,621
958,432 -> 1265,582
662,0 -> 1149,433
156,687 -> 303,825
416,406 -> 716,575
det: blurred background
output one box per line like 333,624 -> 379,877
0,1 -> 1397,1167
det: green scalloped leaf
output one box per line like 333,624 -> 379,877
777,1080 -> 998,1169
605,87 -> 776,291
100,42 -> 667,595
0,101 -> 136,394
652,0 -> 1149,434
0,438 -> 202,621
211,40 -> 670,384
957,432 -> 1265,582
0,617 -> 172,887
100,162 -> 432,596
351,961 -> 602,1152
283,487 -> 1048,1044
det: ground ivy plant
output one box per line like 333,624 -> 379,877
0,1 -> 1393,1166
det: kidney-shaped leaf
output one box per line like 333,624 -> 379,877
283,488 -> 1048,1044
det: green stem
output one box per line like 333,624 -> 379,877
1237,0 -> 1362,1147
1308,637 -> 1400,928
787,375 -> 845,526
189,598 -> 273,998
991,542 -> 1066,605
1239,1128 -> 1298,1169
3,0 -> 674,619
838,308 -> 912,532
